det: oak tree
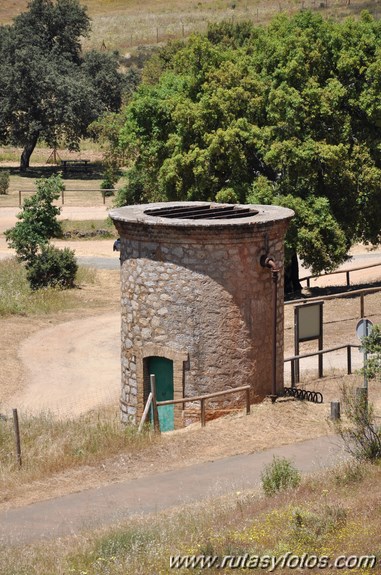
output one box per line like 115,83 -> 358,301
0,0 -> 124,170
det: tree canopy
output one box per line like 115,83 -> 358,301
0,0 -> 124,170
111,12 -> 381,290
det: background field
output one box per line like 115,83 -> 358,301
1,0 -> 381,52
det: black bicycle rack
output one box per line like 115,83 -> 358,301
283,387 -> 323,404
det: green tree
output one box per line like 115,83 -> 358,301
0,0 -> 124,170
112,13 -> 381,291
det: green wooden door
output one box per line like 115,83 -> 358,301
147,356 -> 174,432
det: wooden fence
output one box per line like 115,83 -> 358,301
18,188 -> 115,207
139,377 -> 251,433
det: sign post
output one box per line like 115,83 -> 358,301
355,318 -> 373,392
294,301 -> 324,384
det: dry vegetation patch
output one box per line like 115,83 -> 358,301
1,455 -> 380,574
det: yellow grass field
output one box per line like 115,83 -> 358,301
1,0 -> 381,52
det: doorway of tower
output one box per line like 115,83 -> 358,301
147,356 -> 174,432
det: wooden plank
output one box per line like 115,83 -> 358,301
200,398 -> 206,427
156,385 -> 251,407
138,392 -> 153,433
150,374 -> 161,434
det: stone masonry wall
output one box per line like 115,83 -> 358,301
111,204 -> 292,426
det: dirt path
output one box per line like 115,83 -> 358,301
4,312 -> 120,416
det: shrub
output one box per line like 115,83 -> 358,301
261,456 -> 301,496
336,386 -> 381,461
26,245 -> 78,290
0,170 -> 10,195
362,324 -> 381,382
100,174 -> 115,197
215,187 -> 239,204
5,174 -> 63,261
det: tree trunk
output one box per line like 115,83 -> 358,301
284,251 -> 302,294
20,134 -> 39,171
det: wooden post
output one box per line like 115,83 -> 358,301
150,374 -> 161,434
12,408 -> 22,468
156,27 -> 159,43
246,388 -> 250,415
19,190 -> 22,207
291,358 -> 296,388
330,401 -> 340,420
347,345 -> 352,375
61,188 -> 65,205
138,392 -> 153,433
346,270 -> 350,287
200,398 -> 206,427
360,294 -> 365,319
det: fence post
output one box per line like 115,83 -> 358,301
291,359 -> 296,388
330,401 -> 340,420
318,351 -> 323,379
150,374 -> 161,434
18,190 -> 22,207
61,188 -> 65,205
200,398 -> 206,427
347,345 -> 352,375
246,387 -> 250,415
12,408 -> 22,468
138,392 -> 153,433
360,294 -> 365,318
346,270 -> 350,286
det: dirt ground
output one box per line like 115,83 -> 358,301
1,205 -> 381,510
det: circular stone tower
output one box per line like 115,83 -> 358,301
110,202 -> 293,429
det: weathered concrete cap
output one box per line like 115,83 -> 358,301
109,202 -> 294,229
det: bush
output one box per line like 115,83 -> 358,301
100,175 -> 115,198
0,170 -> 10,195
261,456 -> 301,496
337,386 -> 381,461
215,187 -> 239,204
26,245 -> 78,290
5,174 -> 63,261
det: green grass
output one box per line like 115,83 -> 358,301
0,258 -> 96,316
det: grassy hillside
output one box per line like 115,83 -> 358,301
1,0 -> 381,52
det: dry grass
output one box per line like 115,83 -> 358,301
1,454 -> 380,574
1,0 -> 381,52
0,406 -> 156,500
0,174 -> 116,207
